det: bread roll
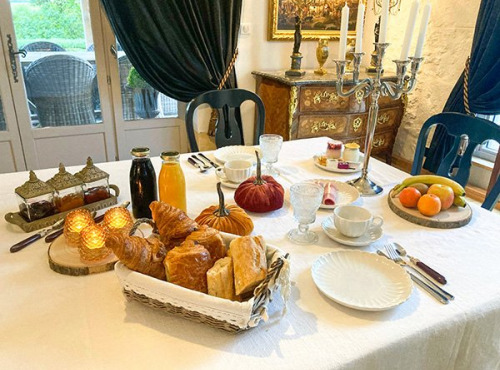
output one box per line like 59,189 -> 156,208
164,240 -> 211,293
228,235 -> 267,296
207,257 -> 238,301
186,225 -> 226,264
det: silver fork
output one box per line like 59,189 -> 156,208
187,157 -> 207,173
384,244 -> 453,304
191,155 -> 211,170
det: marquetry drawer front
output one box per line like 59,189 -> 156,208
347,114 -> 368,136
297,115 -> 348,139
376,108 -> 401,130
345,131 -> 393,152
300,87 -> 350,112
375,94 -> 403,108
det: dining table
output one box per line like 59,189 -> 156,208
1,136 -> 499,370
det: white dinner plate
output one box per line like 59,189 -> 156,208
311,250 -> 412,311
214,146 -> 262,164
308,179 -> 360,209
322,216 -> 383,247
313,153 -> 365,174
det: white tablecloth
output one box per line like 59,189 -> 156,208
1,137 -> 499,370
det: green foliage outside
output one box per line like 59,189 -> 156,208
12,0 -> 86,51
127,67 -> 151,89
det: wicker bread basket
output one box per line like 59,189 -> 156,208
115,223 -> 290,333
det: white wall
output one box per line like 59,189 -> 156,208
233,0 -> 481,161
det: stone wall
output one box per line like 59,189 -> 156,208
232,0 -> 480,160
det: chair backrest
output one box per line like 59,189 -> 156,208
185,89 -> 265,152
22,41 -> 65,52
411,112 -> 500,210
25,55 -> 96,127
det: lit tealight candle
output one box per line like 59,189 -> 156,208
103,207 -> 133,233
79,224 -> 111,262
64,209 -> 94,247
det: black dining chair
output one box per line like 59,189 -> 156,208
185,88 -> 265,152
21,41 -> 65,52
411,112 -> 500,210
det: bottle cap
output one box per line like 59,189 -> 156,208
161,151 -> 180,161
131,147 -> 150,157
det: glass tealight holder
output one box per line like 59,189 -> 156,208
103,207 -> 133,234
47,163 -> 85,213
79,224 -> 111,262
75,157 -> 111,205
15,171 -> 57,222
64,208 -> 95,247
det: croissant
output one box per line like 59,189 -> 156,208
185,225 -> 226,264
106,231 -> 168,280
164,240 -> 212,293
150,201 -> 198,246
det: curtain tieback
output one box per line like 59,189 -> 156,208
209,48 -> 239,136
463,56 -> 472,115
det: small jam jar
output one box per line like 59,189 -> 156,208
47,164 -> 85,213
75,157 -> 111,204
326,140 -> 344,159
15,171 -> 57,222
343,142 -> 361,162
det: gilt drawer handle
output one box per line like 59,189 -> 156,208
313,91 -> 338,104
352,117 -> 363,132
373,138 -> 386,147
378,113 -> 390,124
311,120 -> 337,133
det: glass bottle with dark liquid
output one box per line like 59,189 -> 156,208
129,147 -> 158,219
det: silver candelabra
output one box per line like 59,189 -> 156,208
333,42 -> 423,196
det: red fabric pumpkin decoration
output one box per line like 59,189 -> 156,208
234,151 -> 284,213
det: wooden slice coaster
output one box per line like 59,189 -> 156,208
48,236 -> 118,276
387,190 -> 472,229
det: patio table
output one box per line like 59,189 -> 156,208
1,137 -> 499,370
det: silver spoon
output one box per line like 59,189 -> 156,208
187,157 -> 207,173
394,242 -> 447,285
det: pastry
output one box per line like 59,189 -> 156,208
185,225 -> 227,264
207,257 -> 238,301
150,201 -> 198,246
106,231 -> 168,280
228,235 -> 267,296
164,240 -> 212,293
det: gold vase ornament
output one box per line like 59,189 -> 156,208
314,38 -> 329,75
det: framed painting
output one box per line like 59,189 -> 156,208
268,0 -> 366,41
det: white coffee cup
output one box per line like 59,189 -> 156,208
333,205 -> 383,238
216,160 -> 252,183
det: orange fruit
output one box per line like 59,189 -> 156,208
399,187 -> 421,208
417,194 -> 442,216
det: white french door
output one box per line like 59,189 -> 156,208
0,0 -> 187,174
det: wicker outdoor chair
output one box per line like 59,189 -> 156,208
21,41 -> 65,52
0,99 -> 6,131
25,55 -> 96,127
118,55 -> 136,120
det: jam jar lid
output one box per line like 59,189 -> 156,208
15,171 -> 55,199
75,157 -> 109,183
46,163 -> 83,191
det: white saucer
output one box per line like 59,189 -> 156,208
322,216 -> 383,247
307,179 -> 360,209
215,170 -> 243,189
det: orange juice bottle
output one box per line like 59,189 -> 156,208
158,151 -> 187,212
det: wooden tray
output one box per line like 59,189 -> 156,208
387,190 -> 472,229
5,185 -> 119,233
48,235 -> 118,276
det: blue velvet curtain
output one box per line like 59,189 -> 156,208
423,0 -> 500,172
99,0 -> 242,102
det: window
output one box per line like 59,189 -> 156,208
474,114 -> 499,162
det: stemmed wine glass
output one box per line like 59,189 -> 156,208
259,134 -> 283,176
288,182 -> 323,244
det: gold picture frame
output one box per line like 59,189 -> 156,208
268,0 -> 366,41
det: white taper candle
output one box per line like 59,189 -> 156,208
338,2 -> 350,60
379,0 -> 390,43
400,0 -> 420,60
414,1 -> 432,58
355,1 -> 365,53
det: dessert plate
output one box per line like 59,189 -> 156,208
321,216 -> 383,247
311,250 -> 412,311
313,153 -> 365,174
214,146 -> 261,164
308,180 -> 360,209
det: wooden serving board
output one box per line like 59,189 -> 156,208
387,190 -> 472,229
48,236 -> 118,276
